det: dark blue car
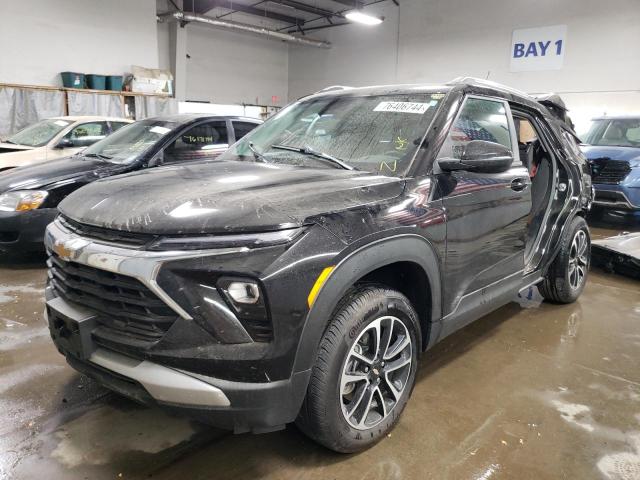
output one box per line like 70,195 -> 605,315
581,116 -> 640,215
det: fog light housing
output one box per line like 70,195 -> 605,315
218,277 -> 273,342
227,281 -> 260,304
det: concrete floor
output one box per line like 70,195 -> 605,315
1,216 -> 639,480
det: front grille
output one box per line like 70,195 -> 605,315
591,159 -> 632,184
48,253 -> 178,345
59,216 -> 156,248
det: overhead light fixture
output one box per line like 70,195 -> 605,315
345,10 -> 384,25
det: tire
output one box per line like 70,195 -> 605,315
296,284 -> 420,453
539,216 -> 590,303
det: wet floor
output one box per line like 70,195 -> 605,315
1,216 -> 639,480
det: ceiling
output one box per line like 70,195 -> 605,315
162,0 -> 393,35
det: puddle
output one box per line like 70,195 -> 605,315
0,364 -> 63,394
516,286 -> 544,309
598,432 -> 640,480
0,284 -> 43,304
50,406 -> 198,468
474,463 -> 500,480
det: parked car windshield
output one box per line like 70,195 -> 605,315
583,118 -> 640,148
80,119 -> 177,164
220,92 -> 445,176
6,118 -> 72,147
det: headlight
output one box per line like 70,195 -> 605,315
0,190 -> 49,212
147,227 -> 304,251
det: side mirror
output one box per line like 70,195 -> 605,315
438,140 -> 514,174
55,138 -> 74,149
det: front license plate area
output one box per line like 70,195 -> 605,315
47,296 -> 97,360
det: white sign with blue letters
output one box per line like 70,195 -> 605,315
510,25 -> 567,72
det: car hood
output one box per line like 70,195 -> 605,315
59,161 -> 406,234
581,145 -> 640,163
0,156 -> 124,192
0,142 -> 35,153
0,146 -> 47,168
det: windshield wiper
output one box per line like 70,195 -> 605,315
270,144 -> 355,170
4,140 -> 16,145
248,142 -> 269,163
83,152 -> 114,161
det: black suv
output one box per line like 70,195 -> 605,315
44,78 -> 593,453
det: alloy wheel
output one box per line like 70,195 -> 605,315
339,315 -> 412,430
568,229 -> 588,289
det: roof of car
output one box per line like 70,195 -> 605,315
144,114 -> 262,124
305,77 -> 541,109
51,116 -> 133,122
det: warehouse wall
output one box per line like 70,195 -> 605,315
184,24 -> 288,106
0,0 -> 159,86
288,0 -> 640,134
288,2 -> 399,101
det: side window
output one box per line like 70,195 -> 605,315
110,121 -> 130,132
163,121 -> 229,163
515,118 -> 538,144
233,121 -> 259,141
65,122 -> 109,147
439,97 -> 515,162
514,117 -> 538,171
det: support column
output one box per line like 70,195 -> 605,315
169,19 -> 187,101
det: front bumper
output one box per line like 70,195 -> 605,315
592,184 -> 640,211
0,208 -> 57,252
43,218 -> 324,432
45,286 -> 310,432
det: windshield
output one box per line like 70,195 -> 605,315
583,118 -> 640,148
81,120 -> 177,164
6,119 -> 72,147
220,93 -> 445,176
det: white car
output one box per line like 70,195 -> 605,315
0,116 -> 132,172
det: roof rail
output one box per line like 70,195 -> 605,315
316,85 -> 353,93
447,77 -> 530,98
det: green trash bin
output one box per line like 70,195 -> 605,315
86,74 -> 107,90
60,72 -> 85,88
105,75 -> 123,91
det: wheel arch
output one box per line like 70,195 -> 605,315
292,234 -> 442,376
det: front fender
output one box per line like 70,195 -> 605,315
292,234 -> 443,376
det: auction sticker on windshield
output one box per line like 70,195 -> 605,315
150,126 -> 171,135
374,101 -> 434,114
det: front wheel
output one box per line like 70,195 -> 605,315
539,216 -> 590,303
296,285 -> 420,453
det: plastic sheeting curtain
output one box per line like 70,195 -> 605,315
134,96 -> 178,120
0,87 -> 65,139
66,91 -> 124,118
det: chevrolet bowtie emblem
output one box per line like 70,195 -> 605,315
52,238 -> 90,261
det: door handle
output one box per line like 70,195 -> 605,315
510,177 -> 528,192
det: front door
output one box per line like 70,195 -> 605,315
436,96 -> 532,337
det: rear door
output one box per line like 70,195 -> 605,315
437,95 -> 532,336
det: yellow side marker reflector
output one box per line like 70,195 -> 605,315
307,266 -> 335,308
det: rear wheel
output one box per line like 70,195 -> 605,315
297,285 -> 420,453
539,216 -> 590,303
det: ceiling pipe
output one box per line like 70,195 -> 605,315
158,11 -> 331,49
